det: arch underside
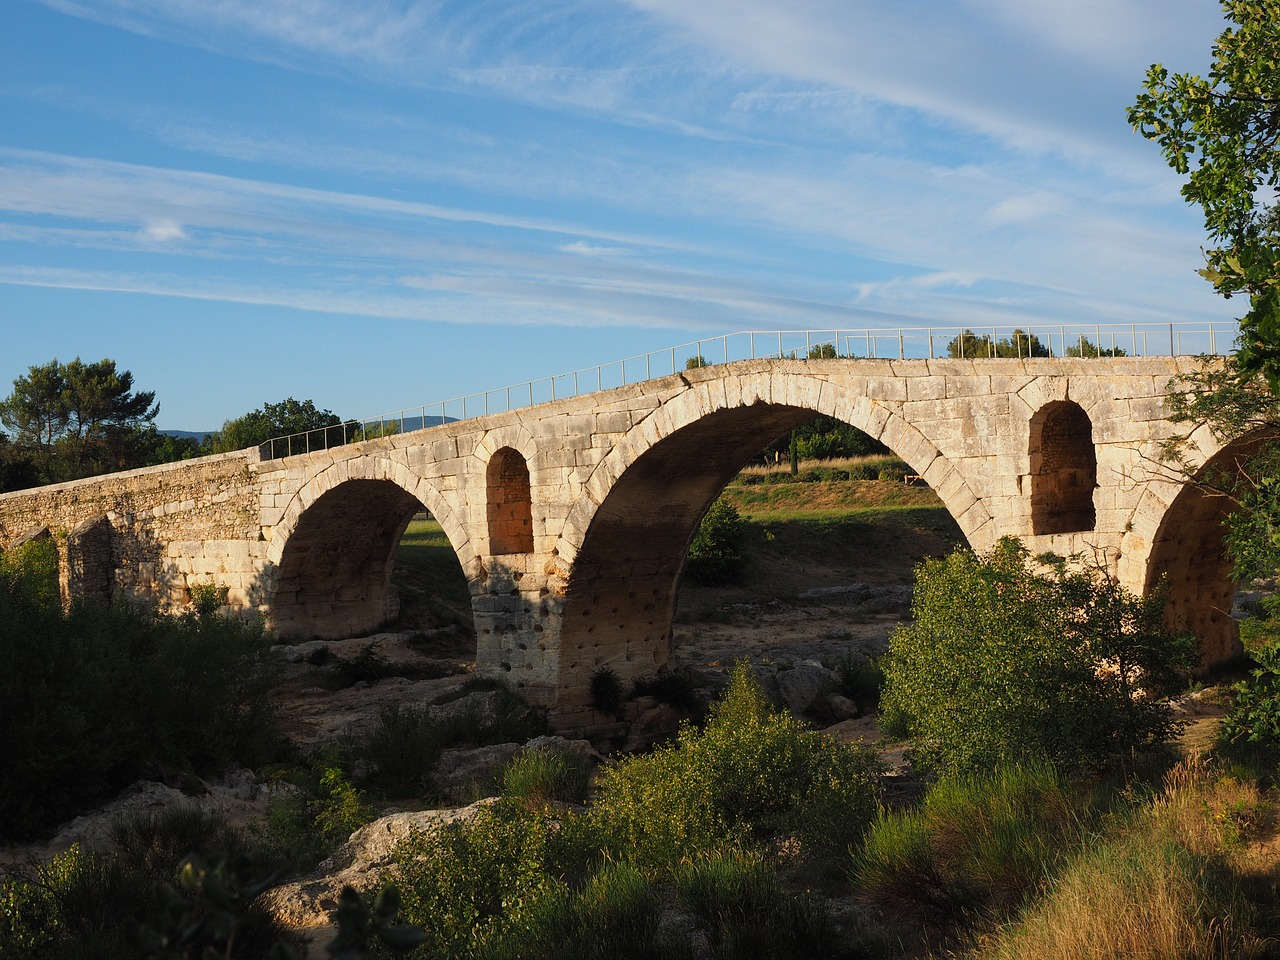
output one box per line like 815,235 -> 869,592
1144,433 -> 1276,668
556,403 -> 858,700
270,479 -> 423,640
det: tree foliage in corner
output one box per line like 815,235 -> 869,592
0,357 -> 158,483
880,538 -> 1197,775
1129,0 -> 1280,389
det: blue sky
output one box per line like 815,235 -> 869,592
0,0 -> 1237,430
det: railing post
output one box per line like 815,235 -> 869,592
1169,323 -> 1175,356
928,329 -> 933,359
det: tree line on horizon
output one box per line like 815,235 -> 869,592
0,357 -> 344,494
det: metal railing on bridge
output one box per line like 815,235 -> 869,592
259,321 -> 1239,461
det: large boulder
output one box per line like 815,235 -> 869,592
261,800 -> 495,930
774,660 -> 838,715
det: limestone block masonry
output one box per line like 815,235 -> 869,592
0,357 -> 1255,727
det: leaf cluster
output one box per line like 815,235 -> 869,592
1129,1 -> 1280,387
591,665 -> 884,868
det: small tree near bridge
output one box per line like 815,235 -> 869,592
880,538 -> 1198,775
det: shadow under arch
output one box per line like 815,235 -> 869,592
266,459 -> 469,641
553,374 -> 988,707
1142,429 -> 1277,668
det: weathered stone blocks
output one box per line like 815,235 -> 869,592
0,355 -> 1247,717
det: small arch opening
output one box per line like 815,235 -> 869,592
487,447 -> 534,555
1029,400 -> 1097,535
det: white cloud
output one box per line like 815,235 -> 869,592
141,218 -> 186,242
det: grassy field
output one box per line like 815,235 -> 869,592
392,516 -> 475,636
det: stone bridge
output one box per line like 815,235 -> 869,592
0,356 -> 1254,727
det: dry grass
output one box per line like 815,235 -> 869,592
964,757 -> 1277,960
737,454 -> 906,478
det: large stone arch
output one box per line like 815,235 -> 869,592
550,368 -> 990,707
266,456 -> 468,640
1135,428 -> 1277,668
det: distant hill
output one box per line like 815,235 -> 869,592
161,430 -> 212,441
159,415 -> 456,446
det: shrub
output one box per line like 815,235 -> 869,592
876,464 -> 907,482
631,669 -> 705,714
1,807 -> 279,960
485,863 -> 673,960
332,640 -> 394,686
262,763 -> 373,872
589,666 -> 625,717
685,498 -> 748,586
834,652 -> 884,712
0,558 -> 281,839
360,701 -> 447,796
592,664 -> 883,869
1220,592 -> 1280,762
389,801 -> 600,959
879,538 -> 1197,774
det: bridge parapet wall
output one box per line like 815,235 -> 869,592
0,451 -> 263,609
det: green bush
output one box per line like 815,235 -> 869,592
1,806 -> 278,960
833,652 -> 884,712
879,538 -> 1197,775
1220,593 -> 1280,762
485,863 -> 674,960
360,701 -> 448,797
390,801 -> 601,959
262,763 -> 373,872
685,498 -> 748,586
589,666 -> 625,716
0,544 -> 282,840
592,665 -> 883,869
631,669 -> 705,714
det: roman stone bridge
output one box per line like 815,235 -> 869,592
0,355 -> 1254,727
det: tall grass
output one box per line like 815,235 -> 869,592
854,762 -> 1088,924
500,746 -> 594,806
962,757 -> 1274,960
